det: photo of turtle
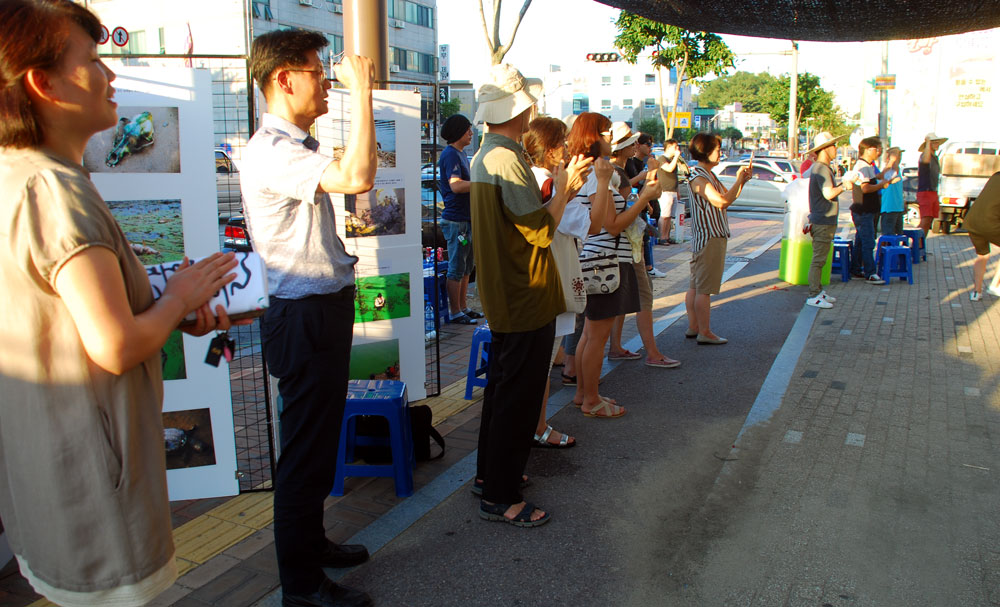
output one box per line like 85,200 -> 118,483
162,408 -> 216,470
83,106 -> 180,173
349,339 -> 401,381
344,187 -> 405,238
108,199 -> 186,380
354,272 -> 410,323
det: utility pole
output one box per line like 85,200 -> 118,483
788,40 -> 799,158
343,0 -> 388,89
878,41 -> 889,145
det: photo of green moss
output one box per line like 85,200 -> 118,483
349,340 -> 401,381
354,272 -> 410,323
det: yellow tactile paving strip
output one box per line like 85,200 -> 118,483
26,221 -> 776,607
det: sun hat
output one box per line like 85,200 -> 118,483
474,64 -> 543,125
610,121 -> 640,152
918,132 -> 948,151
440,114 -> 472,144
804,131 -> 847,155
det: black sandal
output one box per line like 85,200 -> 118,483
448,313 -> 478,325
479,500 -> 550,527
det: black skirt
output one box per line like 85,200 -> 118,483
584,262 -> 640,321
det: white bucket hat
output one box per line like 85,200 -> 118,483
918,132 -> 948,151
805,131 -> 847,156
610,121 -> 639,152
474,64 -> 543,125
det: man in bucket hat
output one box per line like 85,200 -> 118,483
917,132 -> 948,236
804,131 -> 858,308
470,64 -> 591,527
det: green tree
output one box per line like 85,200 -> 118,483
478,0 -> 532,65
697,71 -> 776,113
614,12 -> 735,138
718,126 -> 744,145
638,117 -> 664,143
757,72 -> 849,138
439,98 -> 462,121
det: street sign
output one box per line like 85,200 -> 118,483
438,44 -> 450,82
111,26 -> 129,47
99,25 -> 110,45
874,74 -> 896,90
668,112 -> 692,128
694,115 -> 702,127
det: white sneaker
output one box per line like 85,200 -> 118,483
988,286 -> 1000,297
818,290 -> 837,303
647,267 -> 667,278
806,296 -> 833,309
865,274 -> 886,285
970,291 -> 982,302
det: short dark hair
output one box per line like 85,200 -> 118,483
637,133 -> 653,146
250,29 -> 328,98
0,0 -> 103,148
689,133 -> 722,162
858,136 -> 882,156
664,138 -> 678,147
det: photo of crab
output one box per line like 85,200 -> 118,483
162,408 -> 217,471
354,272 -> 410,323
107,199 -> 186,379
344,187 -> 405,238
349,339 -> 401,381
83,106 -> 180,173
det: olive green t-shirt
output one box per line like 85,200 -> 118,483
470,133 -> 564,333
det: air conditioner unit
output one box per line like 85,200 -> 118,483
298,0 -> 313,6
390,18 -> 405,28
331,4 -> 342,12
389,65 -> 400,73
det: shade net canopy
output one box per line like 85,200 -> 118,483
597,0 -> 1000,41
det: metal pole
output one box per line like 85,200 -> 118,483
788,40 -> 798,157
879,41 -> 889,145
343,0 -> 388,89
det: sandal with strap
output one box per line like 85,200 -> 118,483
532,425 -> 576,449
582,399 -> 626,419
479,500 -> 551,528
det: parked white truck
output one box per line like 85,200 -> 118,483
936,141 -> 1000,233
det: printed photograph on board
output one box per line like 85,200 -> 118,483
349,339 -> 401,381
345,187 -> 405,238
374,120 -> 396,167
354,272 -> 410,323
108,199 -> 186,379
83,106 -> 181,173
162,408 -> 217,470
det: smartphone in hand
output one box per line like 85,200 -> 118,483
748,150 -> 755,170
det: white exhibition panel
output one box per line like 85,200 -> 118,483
90,67 -> 239,501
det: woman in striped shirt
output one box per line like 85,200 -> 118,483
569,113 -> 661,418
684,133 -> 751,345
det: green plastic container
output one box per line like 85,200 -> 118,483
779,237 -> 832,286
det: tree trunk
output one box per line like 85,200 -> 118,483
479,0 -> 533,66
666,53 -> 688,139
657,63 -> 668,142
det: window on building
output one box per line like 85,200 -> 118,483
645,73 -> 655,84
390,47 -> 436,75
623,75 -> 632,85
601,99 -> 611,111
326,34 -> 343,57
601,76 -> 611,87
252,1 -> 273,20
644,98 -> 656,109
572,96 -> 589,114
389,0 -> 433,27
622,98 -> 633,109
110,29 -> 146,55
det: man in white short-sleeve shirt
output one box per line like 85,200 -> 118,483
242,29 -> 376,607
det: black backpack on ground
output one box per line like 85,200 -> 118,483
352,405 -> 445,464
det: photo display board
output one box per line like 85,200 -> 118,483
317,89 -> 427,401
88,67 -> 239,501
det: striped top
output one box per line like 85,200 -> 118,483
688,164 -> 731,252
577,169 -> 632,263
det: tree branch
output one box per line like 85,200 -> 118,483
497,0 -> 532,61
492,0 -> 502,55
479,0 -> 494,55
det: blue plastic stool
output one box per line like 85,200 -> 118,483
903,228 -> 925,263
332,380 -> 414,497
880,245 -> 913,284
464,323 -> 492,400
875,235 -> 909,270
831,241 -> 851,282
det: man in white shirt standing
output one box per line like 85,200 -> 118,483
241,30 -> 376,607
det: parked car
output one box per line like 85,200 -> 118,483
215,148 -> 243,220
222,215 -> 252,252
713,163 -> 789,212
719,157 -> 797,182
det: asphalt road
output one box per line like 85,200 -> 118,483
338,245 -> 808,606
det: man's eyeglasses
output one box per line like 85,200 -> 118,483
284,68 -> 327,80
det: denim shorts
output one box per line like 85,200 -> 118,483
440,218 -> 474,280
